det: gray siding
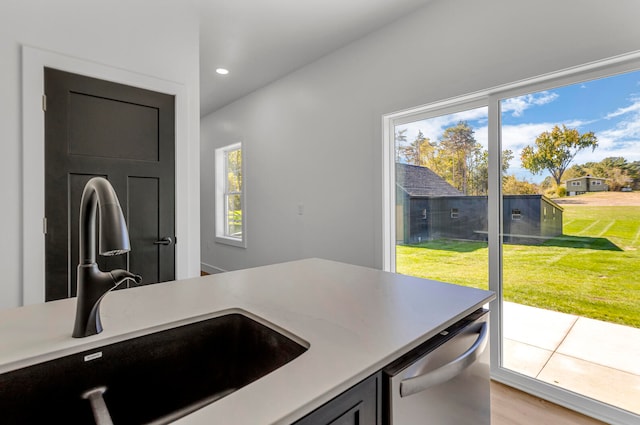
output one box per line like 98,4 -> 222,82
565,176 -> 608,194
397,194 -> 563,245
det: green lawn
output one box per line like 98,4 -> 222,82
396,205 -> 640,328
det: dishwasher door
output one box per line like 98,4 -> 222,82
384,309 -> 490,425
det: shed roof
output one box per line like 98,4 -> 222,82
395,163 -> 463,197
564,175 -> 607,182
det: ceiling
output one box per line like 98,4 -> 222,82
198,0 -> 434,116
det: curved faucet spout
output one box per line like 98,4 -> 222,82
79,177 -> 131,264
72,177 -> 141,338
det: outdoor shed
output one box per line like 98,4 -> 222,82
395,163 -> 463,244
396,163 -> 564,244
502,195 -> 564,244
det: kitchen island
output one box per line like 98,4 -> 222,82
0,258 -> 494,424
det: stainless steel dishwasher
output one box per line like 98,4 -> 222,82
383,308 -> 490,424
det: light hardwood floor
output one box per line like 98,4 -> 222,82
491,381 -> 607,425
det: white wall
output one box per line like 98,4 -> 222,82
0,0 -> 200,309
200,0 -> 640,272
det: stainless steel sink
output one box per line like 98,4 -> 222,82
0,312 -> 307,424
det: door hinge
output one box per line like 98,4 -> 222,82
43,217 -> 47,234
42,94 -> 47,112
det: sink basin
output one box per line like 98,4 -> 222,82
0,312 -> 307,424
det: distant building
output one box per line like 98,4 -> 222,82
564,175 -> 608,196
396,163 -> 563,244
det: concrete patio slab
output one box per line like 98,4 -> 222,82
502,302 -> 640,416
556,316 -> 640,376
503,338 -> 553,378
503,301 -> 578,351
537,353 -> 640,415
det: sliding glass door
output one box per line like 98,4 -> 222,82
384,54 -> 640,425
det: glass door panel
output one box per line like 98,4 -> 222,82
499,70 -> 640,415
394,106 -> 490,291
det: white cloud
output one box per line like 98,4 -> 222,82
570,140 -> 640,164
449,108 -> 488,123
501,123 -> 553,153
593,108 -> 640,162
501,91 -> 559,117
604,97 -> 640,119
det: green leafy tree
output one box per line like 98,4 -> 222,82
225,149 -> 243,233
521,124 -> 598,186
599,157 -> 635,190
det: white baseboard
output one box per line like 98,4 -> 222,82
200,262 -> 227,274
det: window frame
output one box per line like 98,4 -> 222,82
215,142 -> 246,248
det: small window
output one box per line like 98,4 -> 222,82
511,209 -> 522,221
215,143 -> 246,247
592,180 -> 601,186
421,209 -> 427,219
450,208 -> 459,219
571,181 -> 581,186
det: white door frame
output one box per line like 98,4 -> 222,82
22,45 -> 190,305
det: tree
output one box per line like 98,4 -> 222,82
394,129 -> 407,162
501,149 -> 514,174
629,161 -> 640,189
225,147 -> 243,233
520,124 -> 598,186
502,175 -> 539,195
398,130 -> 435,166
395,122 -> 512,196
567,156 -> 636,191
438,121 -> 480,193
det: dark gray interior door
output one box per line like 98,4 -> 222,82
44,68 -> 175,301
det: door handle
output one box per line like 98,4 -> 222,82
153,237 -> 172,246
399,322 -> 488,398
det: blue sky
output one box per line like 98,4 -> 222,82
396,69 -> 640,183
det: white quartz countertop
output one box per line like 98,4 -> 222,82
0,258 -> 494,424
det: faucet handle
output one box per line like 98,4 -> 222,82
110,269 -> 142,286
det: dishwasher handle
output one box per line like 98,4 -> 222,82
399,322 -> 488,398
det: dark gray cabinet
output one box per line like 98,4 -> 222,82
293,372 -> 381,425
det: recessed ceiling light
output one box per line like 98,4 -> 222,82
216,68 -> 229,75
